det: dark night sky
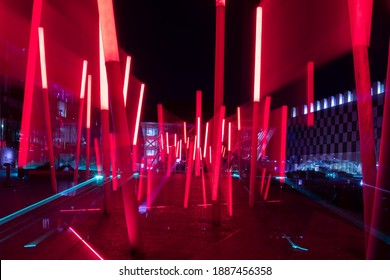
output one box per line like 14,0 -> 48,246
113,0 -> 389,122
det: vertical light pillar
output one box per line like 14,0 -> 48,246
307,61 -> 314,126
19,0 -> 42,168
123,56 -> 131,108
100,24 -> 111,214
38,27 -> 57,193
195,90 -> 202,177
97,0 -> 141,254
203,122 -> 209,158
184,141 -> 195,208
249,6 -> 263,207
94,138 -> 102,175
109,133 -> 118,191
158,104 -> 165,164
237,107 -> 241,175
211,0 -> 226,226
279,106 -> 288,183
74,60 -> 88,184
261,96 -> 271,158
85,75 -> 92,180
367,40 -> 390,259
133,83 -> 145,173
348,0 -> 376,251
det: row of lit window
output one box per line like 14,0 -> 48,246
291,81 -> 385,118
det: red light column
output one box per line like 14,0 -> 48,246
85,75 -> 92,180
158,104 -> 165,164
237,107 -> 241,175
348,0 -> 376,251
279,106 -> 288,183
367,40 -> 390,259
19,0 -> 42,168
211,0 -> 226,225
123,56 -> 131,108
94,138 -> 102,175
249,6 -> 263,207
307,61 -> 314,126
133,83 -> 145,172
195,90 -> 202,177
74,60 -> 88,184
261,96 -> 271,159
100,24 -> 111,213
97,0 -> 141,254
38,27 -> 57,193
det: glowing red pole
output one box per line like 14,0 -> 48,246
99,25 -> 111,214
199,148 -> 207,208
203,122 -> 209,158
367,41 -> 390,259
227,122 -> 233,216
158,104 -> 165,164
109,133 -> 118,191
74,60 -> 88,184
19,0 -> 42,168
212,106 -> 225,200
348,0 -> 376,250
123,56 -> 131,108
211,0 -> 226,225
279,106 -> 287,183
214,0 -> 225,115
97,0 -> 141,253
195,90 -> 202,176
307,61 -> 314,126
38,27 -> 57,193
228,168 -> 233,216
264,173 -> 271,201
261,96 -> 271,159
260,167 -> 266,196
249,6 -> 263,207
237,107 -> 241,175
94,138 -> 102,175
132,83 -> 145,172
228,122 -> 231,153
85,75 -> 92,180
137,157 -> 145,201
184,141 -> 195,208
146,162 -> 152,209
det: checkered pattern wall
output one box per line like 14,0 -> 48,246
287,93 -> 385,164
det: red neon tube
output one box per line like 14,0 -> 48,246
307,61 -> 314,126
253,7 -> 263,102
228,122 -> 231,152
203,122 -> 209,158
123,56 -> 131,107
85,75 -> 92,179
166,132 -> 169,154
38,27 -> 47,89
183,122 -> 187,143
97,0 -> 119,62
74,60 -> 88,184
237,107 -> 241,131
19,0 -> 42,168
38,27 -> 57,193
133,83 -> 145,145
94,138 -> 102,175
99,26 -> 109,110
279,106 -> 287,183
